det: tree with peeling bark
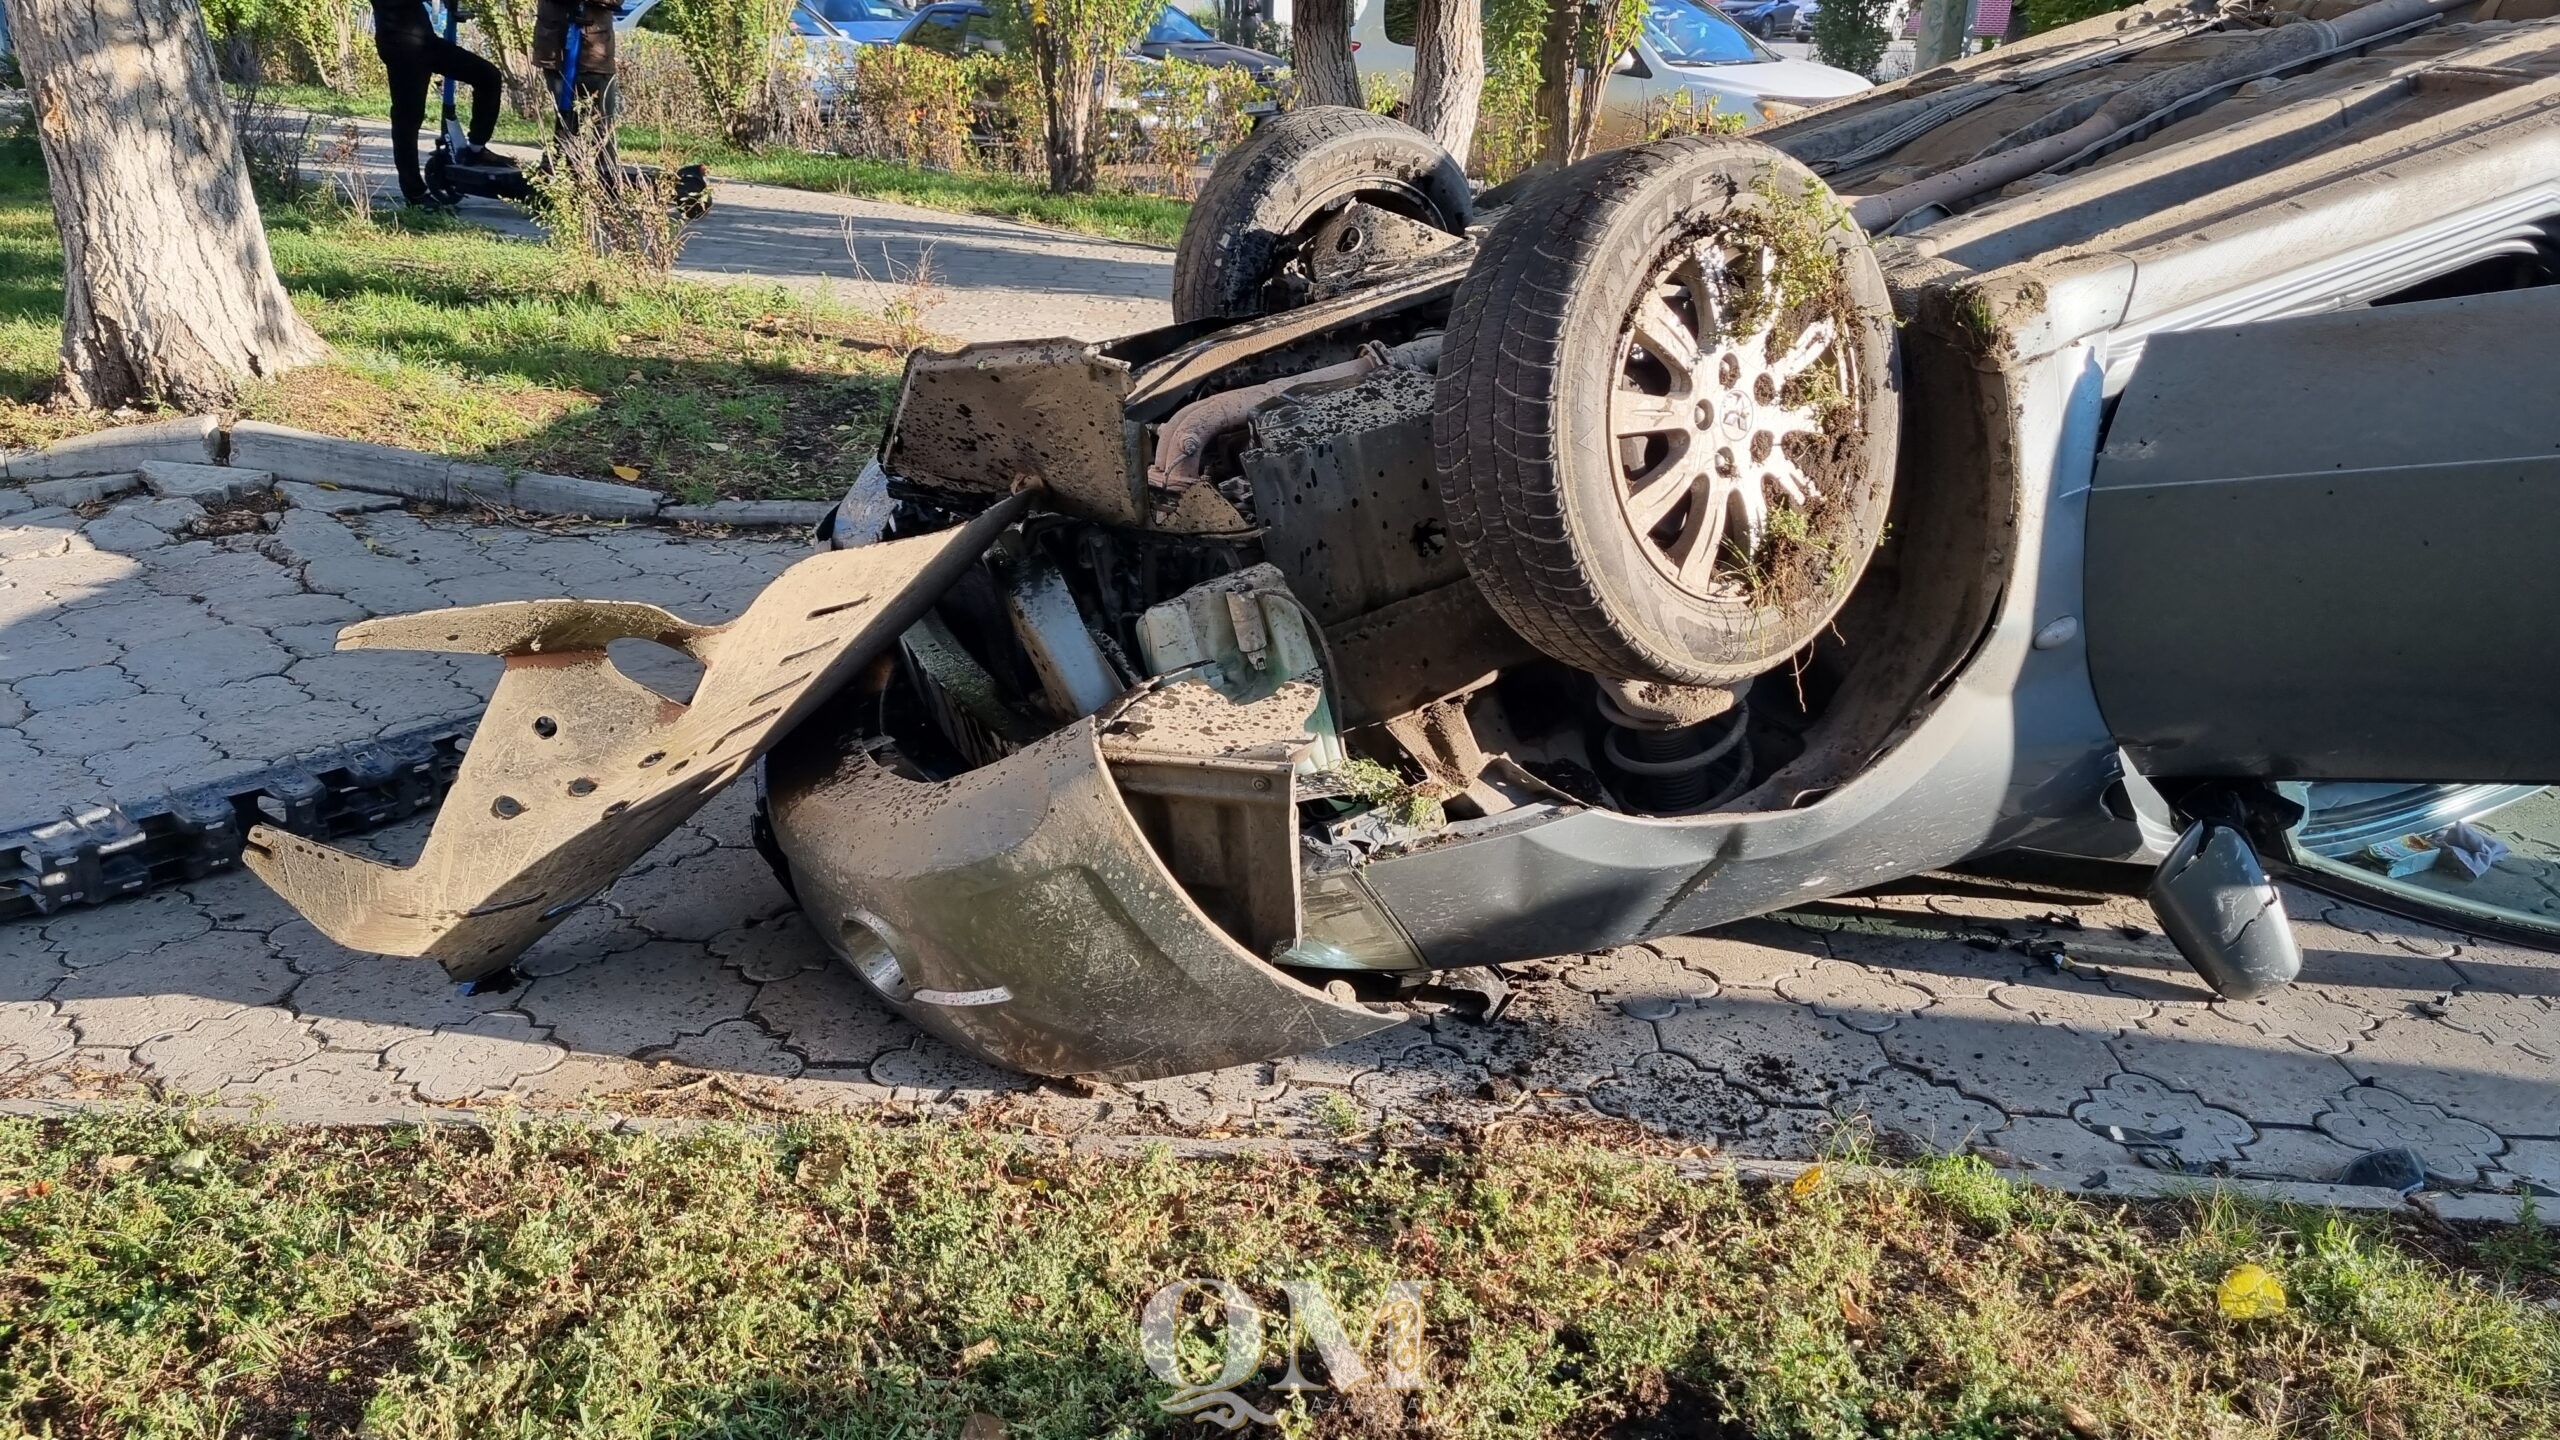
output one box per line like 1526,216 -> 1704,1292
1,0 -> 327,411
1406,0 -> 1485,166
1292,0 -> 1362,108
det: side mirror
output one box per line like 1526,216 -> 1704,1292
2149,819 -> 2303,1000
1611,48 -> 1641,74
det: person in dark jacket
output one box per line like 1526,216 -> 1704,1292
533,0 -> 621,152
371,0 -> 511,205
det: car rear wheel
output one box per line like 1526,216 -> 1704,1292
1171,106 -> 1472,322
1434,136 -> 1899,687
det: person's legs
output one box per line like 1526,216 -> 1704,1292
379,41 -> 435,202
429,37 -> 509,158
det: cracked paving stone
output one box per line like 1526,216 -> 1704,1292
1479,975 -> 1664,1093
1774,959 -> 1933,1034
121,624 -> 293,697
20,692 -> 207,760
136,1007 -> 319,1093
55,593 -> 217,645
148,541 -> 298,599
2495,1139 -> 2560,1193
869,1039 -> 1031,1102
13,666 -> 139,710
86,735 -> 232,796
660,1019 -> 804,1078
217,1049 -> 419,1121
521,940 -> 759,1056
613,844 -> 791,942
50,928 -> 295,1048
1655,994 -> 1888,1107
709,912 -> 827,983
2070,1071 -> 2255,1166
40,890 -> 211,967
515,903 -> 656,979
1563,942 -> 1720,1003
202,590 -> 365,630
387,1012 -> 567,1104
1828,1065 -> 2005,1156
2307,897 -> 2459,962
1989,961 -> 2158,1038
0,949 -> 66,1002
1875,992 -> 2123,1115
1278,1021 -> 1437,1090
1649,919 -> 1825,991
0,1001 -> 75,1076
766,1068 -> 901,1113
0,626 -> 120,684
1814,925 -> 2027,1002
1985,1115 -> 2140,1177
2107,1008 -> 2360,1126
1590,1052 -> 1767,1139
2434,990 -> 2558,1059
201,696 -> 374,762
270,917 -> 372,975
2342,1011 -> 2560,1134
1344,1039 -> 1491,1113
750,961 -> 918,1067
0,688 -> 24,728
1126,1063 -> 1287,1128
2313,1084 -> 2506,1187
294,955 -> 510,1052
2209,983 -> 2378,1056
509,1054 -> 651,1108
2230,1126 -> 2372,1183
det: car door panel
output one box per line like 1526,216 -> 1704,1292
2084,285 -> 2560,783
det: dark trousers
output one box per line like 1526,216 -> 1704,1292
377,30 -> 502,201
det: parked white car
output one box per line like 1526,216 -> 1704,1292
1349,0 -> 1870,138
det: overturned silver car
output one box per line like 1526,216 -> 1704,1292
252,0 -> 2560,1079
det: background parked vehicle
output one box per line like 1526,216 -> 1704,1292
624,0 -> 909,112
898,0 -> 1279,78
1350,0 -> 1868,138
1722,0 -> 1813,40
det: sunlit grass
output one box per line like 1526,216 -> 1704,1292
1,1110 -> 2551,1439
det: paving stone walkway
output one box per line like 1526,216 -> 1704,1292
3,669 -> 2555,1196
0,490 -> 795,832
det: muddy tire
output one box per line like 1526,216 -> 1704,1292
1433,136 -> 1899,687
1172,106 -> 1472,323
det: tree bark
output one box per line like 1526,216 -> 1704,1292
1291,0 -> 1362,110
1533,0 -> 1578,168
1406,0 -> 1483,166
2,0 -> 325,411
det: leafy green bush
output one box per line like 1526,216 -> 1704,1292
985,0 -> 1158,191
202,0 -> 370,91
1811,0 -> 1896,78
846,44 -> 978,171
1130,55 -> 1269,197
654,0 -> 796,146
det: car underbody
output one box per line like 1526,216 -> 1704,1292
250,0 -> 2560,1079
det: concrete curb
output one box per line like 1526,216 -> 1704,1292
0,1094 -> 2524,1221
0,416 -> 836,528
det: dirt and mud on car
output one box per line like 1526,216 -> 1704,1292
250,0 -> 2560,1080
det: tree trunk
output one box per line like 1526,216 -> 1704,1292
1291,0 -> 1361,110
1533,0 -> 1578,168
1406,0 -> 1483,166
1035,24 -> 1101,193
2,0 -> 325,411
1568,0 -> 1641,160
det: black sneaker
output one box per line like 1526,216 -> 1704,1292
458,144 -> 519,169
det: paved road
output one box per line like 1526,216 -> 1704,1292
310,116 -> 1174,343
4,501 -> 2557,1194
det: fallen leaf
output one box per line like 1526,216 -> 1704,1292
2051,1276 -> 2097,1308
2058,1399 -> 2103,1437
169,1149 -> 212,1180
707,442 -> 732,453
1791,1164 -> 1827,1199
612,465 -> 643,481
960,1414 -> 1006,1440
793,1143 -> 847,1190
957,1336 -> 999,1371
94,1154 -> 141,1176
1837,1286 -> 1873,1330
2216,1262 -> 2287,1319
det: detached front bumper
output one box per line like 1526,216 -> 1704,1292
764,714 -> 1403,1082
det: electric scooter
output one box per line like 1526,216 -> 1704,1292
419,2 -> 710,216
